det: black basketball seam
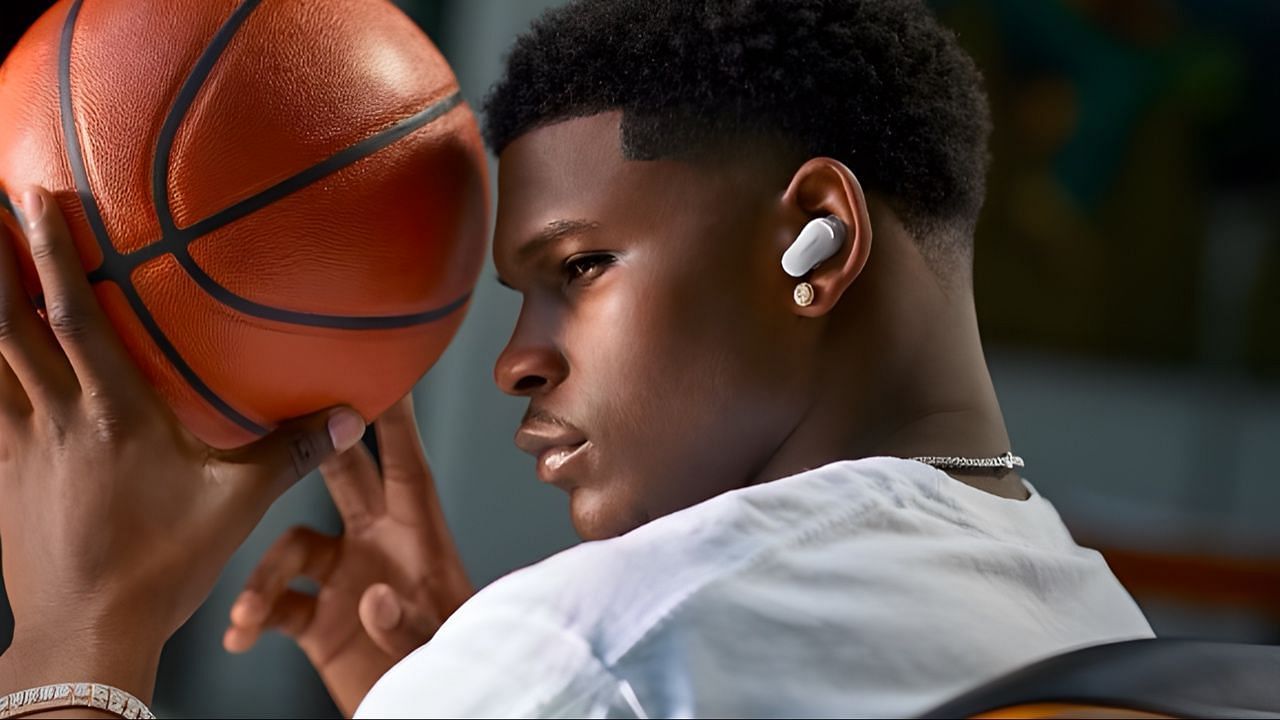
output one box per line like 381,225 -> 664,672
172,93 -> 465,242
145,0 -> 472,330
55,0 -> 475,440
60,0 -> 267,435
152,86 -> 473,330
175,246 -> 471,330
151,0 -> 264,240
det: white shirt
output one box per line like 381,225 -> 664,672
356,457 -> 1154,719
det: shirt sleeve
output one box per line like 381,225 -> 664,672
353,601 -> 633,719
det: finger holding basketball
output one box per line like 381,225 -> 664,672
0,0 -> 489,451
17,188 -> 157,420
0,223 -> 33,419
0,193 -> 77,416
0,0 -> 486,711
0,190 -> 369,697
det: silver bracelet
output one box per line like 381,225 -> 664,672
0,683 -> 155,719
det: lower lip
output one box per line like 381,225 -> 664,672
536,441 -> 590,484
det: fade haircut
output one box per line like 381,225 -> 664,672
483,0 -> 993,268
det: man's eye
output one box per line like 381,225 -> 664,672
563,253 -> 616,286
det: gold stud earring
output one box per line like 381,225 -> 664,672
793,282 -> 815,307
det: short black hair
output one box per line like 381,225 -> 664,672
483,0 -> 992,266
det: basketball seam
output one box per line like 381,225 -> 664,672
151,0 -> 265,241
144,0 -> 472,329
56,0 -> 476,439
175,246 -> 472,330
59,0 -> 268,436
172,94 -> 466,242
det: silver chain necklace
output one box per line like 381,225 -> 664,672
908,451 -> 1024,471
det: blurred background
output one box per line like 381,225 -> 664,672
1,0 -> 1277,717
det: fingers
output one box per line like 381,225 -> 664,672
0,225 -> 31,417
20,188 -> 142,403
243,526 -> 339,602
218,406 -> 366,514
358,583 -> 438,660
225,526 -> 336,651
223,589 -> 316,653
375,394 -> 427,482
0,199 -> 77,409
375,394 -> 441,526
321,441 -> 386,530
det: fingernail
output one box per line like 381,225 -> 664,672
21,189 -> 44,228
328,409 -> 365,452
373,587 -> 402,629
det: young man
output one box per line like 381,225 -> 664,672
0,0 -> 1153,717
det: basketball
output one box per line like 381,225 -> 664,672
0,0 -> 488,448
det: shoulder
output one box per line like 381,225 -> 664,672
459,457 -> 939,661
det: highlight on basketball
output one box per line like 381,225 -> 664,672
0,1 -> 1276,718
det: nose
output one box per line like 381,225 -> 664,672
494,303 -> 569,397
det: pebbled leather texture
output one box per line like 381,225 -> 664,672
0,0 -> 489,448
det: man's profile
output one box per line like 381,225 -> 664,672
347,0 -> 1154,714
0,0 -> 1154,718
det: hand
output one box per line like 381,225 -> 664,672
224,395 -> 474,718
0,187 -> 368,704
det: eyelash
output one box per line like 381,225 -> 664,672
562,253 -> 616,287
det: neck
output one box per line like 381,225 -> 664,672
854,297 -> 1010,459
855,298 -> 1027,499
753,216 -> 1026,500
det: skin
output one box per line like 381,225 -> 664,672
0,111 -> 1023,717
221,399 -> 474,717
0,187 -> 366,715
489,112 -> 1024,541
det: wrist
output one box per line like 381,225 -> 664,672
0,623 -> 164,706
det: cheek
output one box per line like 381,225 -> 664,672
568,260 -> 802,512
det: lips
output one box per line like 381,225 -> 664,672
514,418 -> 590,485
535,440 -> 590,484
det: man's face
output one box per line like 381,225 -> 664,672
492,113 -> 813,540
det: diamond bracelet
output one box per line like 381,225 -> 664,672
0,682 -> 155,719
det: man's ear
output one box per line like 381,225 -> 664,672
779,157 -> 872,317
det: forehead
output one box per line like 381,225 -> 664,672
491,112 -> 796,281
495,113 -> 656,245
496,111 -> 628,209
492,113 -> 724,260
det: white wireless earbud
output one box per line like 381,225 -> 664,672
781,215 -> 846,277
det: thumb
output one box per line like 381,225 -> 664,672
219,407 -> 367,511
358,583 -> 436,660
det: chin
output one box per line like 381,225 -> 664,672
568,485 -> 647,541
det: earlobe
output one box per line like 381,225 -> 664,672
779,157 -> 873,317
792,281 -> 815,307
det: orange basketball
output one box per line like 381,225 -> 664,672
0,0 -> 489,448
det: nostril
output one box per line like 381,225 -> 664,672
514,376 -> 547,393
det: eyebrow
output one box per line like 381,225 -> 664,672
496,218 -> 599,289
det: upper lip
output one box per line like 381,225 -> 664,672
514,418 -> 587,458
